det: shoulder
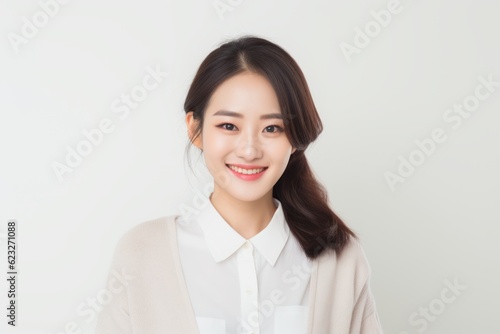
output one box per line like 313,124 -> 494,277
338,236 -> 372,276
316,235 -> 373,286
111,215 -> 180,265
118,215 -> 177,244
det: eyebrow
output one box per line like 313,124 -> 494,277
212,110 -> 284,120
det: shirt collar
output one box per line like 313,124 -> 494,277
196,197 -> 290,267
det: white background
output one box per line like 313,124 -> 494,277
1,0 -> 499,333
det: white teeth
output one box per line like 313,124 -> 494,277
228,165 -> 265,175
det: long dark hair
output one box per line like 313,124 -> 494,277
183,36 -> 357,259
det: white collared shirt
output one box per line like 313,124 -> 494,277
176,196 -> 312,334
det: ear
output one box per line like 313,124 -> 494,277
185,111 -> 202,150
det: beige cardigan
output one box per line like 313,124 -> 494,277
95,215 -> 384,333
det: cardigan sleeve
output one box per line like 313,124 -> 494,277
94,216 -> 199,334
95,230 -> 134,333
349,240 -> 384,334
309,236 -> 384,333
350,278 -> 384,333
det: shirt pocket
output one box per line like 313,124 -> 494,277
195,316 -> 226,334
274,305 -> 308,334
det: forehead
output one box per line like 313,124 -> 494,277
206,71 -> 281,115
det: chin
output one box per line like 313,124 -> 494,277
218,187 -> 273,203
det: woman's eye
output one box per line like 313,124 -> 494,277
217,123 -> 283,133
218,123 -> 237,131
264,125 -> 284,133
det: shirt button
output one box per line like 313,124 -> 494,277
243,241 -> 251,250
246,288 -> 253,295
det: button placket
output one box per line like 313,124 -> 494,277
237,241 -> 260,334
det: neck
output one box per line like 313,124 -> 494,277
209,189 -> 277,239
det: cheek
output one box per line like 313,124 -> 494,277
201,128 -> 232,157
269,141 -> 293,167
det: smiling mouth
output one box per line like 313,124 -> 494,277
226,164 -> 268,175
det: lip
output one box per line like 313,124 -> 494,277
226,164 -> 268,181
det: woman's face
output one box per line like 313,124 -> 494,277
186,71 -> 296,203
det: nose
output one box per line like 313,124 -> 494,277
235,133 -> 263,161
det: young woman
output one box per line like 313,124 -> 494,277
96,36 -> 384,334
